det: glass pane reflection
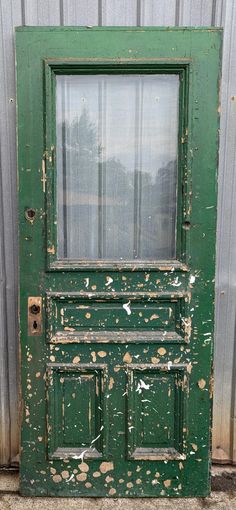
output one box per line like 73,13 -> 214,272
56,74 -> 179,260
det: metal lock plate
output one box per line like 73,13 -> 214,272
28,297 -> 42,336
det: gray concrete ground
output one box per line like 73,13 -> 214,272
0,468 -> 235,510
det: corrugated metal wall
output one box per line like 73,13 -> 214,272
0,0 -> 235,466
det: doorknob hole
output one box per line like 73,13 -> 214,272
30,304 -> 40,315
25,208 -> 36,222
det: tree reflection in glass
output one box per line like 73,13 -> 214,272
56,74 -> 179,260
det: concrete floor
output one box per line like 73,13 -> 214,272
0,468 -> 235,510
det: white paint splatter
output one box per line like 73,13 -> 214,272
73,450 -> 88,461
171,277 -> 182,287
84,278 -> 89,288
105,276 -> 113,287
189,275 -> 196,284
123,301 -> 131,315
90,433 -> 102,445
66,474 -> 75,483
136,379 -> 152,394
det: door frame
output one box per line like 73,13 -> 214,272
44,59 -> 189,271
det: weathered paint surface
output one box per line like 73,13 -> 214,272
16,27 -> 221,497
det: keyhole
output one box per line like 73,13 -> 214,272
33,320 -> 38,330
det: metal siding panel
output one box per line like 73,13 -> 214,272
0,0 -> 22,465
23,0 -> 61,25
178,0 -> 214,25
101,0 -> 137,26
213,0 -> 236,464
62,0 -> 99,26
212,0 -> 225,27
0,165 -> 10,466
0,0 -> 235,468
140,0 -> 177,26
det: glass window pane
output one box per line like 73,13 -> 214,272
56,74 -> 179,260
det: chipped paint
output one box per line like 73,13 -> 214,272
47,245 -> 55,255
198,378 -> 206,389
157,347 -> 166,356
108,377 -> 114,390
76,472 -> 87,481
72,356 -> 80,364
97,351 -> 107,358
91,351 -> 96,362
105,276 -> 113,286
93,471 -> 101,478
61,470 -> 70,479
123,352 -> 132,363
99,462 -> 114,474
52,474 -> 62,483
79,462 -> 89,472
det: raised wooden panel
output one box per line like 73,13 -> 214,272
127,364 -> 188,460
46,364 -> 107,459
46,292 -> 190,343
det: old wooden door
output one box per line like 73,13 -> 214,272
16,27 -> 222,497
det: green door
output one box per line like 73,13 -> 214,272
16,27 -> 222,497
